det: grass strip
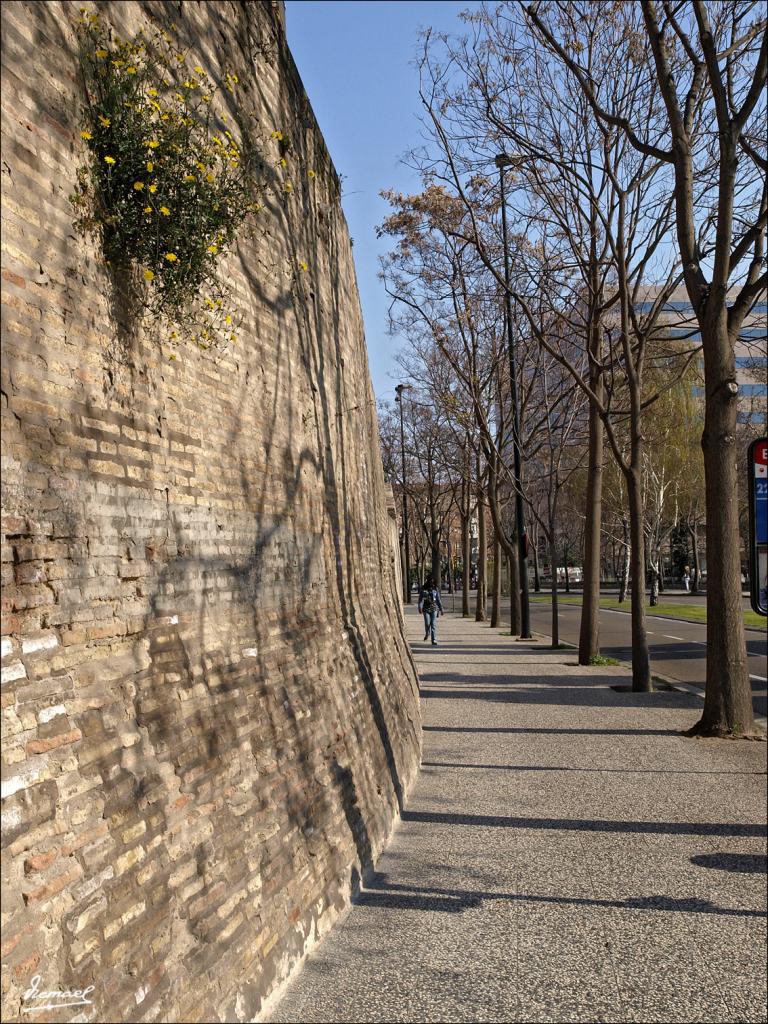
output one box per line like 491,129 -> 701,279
529,594 -> 765,630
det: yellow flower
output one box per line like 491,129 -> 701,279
202,94 -> 211,103
148,184 -> 157,193
95,49 -> 109,59
195,162 -> 206,172
146,161 -> 154,172
308,169 -> 316,179
283,181 -> 292,192
80,130 -> 92,140
224,314 -> 232,324
146,140 -> 159,149
194,65 -> 204,74
280,157 -> 287,168
206,174 -> 214,183
98,115 -> 111,127
148,88 -> 158,98
143,269 -> 155,281
299,261 -> 308,272
104,155 -> 115,165
168,353 -> 177,361
164,252 -> 177,262
159,206 -> 170,216
143,206 -> 152,213
184,174 -> 195,182
271,130 -> 283,141
127,66 -> 137,74
112,59 -> 124,68
175,54 -> 185,62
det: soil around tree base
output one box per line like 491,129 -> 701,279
683,719 -> 767,740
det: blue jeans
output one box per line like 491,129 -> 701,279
423,609 -> 438,642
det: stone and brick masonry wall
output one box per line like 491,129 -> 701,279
0,2 -> 421,1020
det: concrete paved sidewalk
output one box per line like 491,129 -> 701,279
267,607 -> 768,1024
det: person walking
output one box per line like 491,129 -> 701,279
418,575 -> 443,646
682,566 -> 691,593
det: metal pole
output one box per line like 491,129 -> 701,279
396,385 -> 412,603
498,159 -> 532,639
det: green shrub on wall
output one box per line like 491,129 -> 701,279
71,10 -> 262,353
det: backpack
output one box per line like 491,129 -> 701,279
421,588 -> 435,613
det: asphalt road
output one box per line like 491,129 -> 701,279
510,597 -> 768,719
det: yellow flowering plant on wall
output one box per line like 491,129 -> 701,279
71,11 -> 261,352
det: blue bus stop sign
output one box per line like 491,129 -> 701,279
748,437 -> 768,616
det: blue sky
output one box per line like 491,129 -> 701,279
285,0 -> 479,403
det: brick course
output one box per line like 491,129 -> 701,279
0,2 -> 421,1020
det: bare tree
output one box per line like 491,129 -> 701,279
525,0 -> 766,737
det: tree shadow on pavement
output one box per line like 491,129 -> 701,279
690,853 -> 768,873
421,761 -> 764,777
399,810 -> 766,838
422,725 -> 683,737
354,875 -> 766,919
419,683 -> 697,709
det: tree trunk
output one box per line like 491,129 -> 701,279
658,545 -> 665,593
549,535 -> 560,647
446,533 -> 454,594
649,564 -> 659,606
400,530 -> 408,607
461,513 -> 470,617
693,322 -> 754,735
490,532 -> 501,628
430,521 -> 441,586
618,518 -> 630,603
533,531 -> 541,592
485,453 -> 521,633
506,512 -> 521,634
627,468 -> 651,692
475,478 -> 486,622
578,298 -> 604,665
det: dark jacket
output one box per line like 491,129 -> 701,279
418,585 -> 443,615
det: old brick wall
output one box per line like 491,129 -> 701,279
0,2 -> 421,1020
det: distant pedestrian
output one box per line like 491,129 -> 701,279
682,566 -> 691,592
418,575 -> 443,646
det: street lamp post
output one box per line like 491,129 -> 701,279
496,152 -> 532,639
395,384 -> 413,603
